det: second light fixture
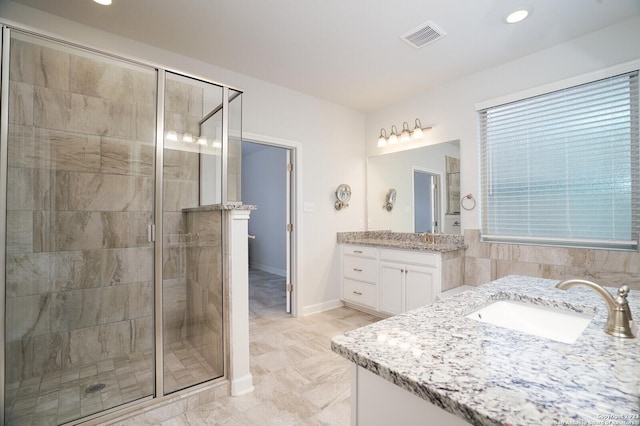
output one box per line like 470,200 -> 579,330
378,119 -> 431,147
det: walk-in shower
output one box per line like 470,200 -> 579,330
1,27 -> 242,425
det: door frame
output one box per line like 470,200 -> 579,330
242,132 -> 302,317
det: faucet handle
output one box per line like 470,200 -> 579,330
616,285 -> 634,323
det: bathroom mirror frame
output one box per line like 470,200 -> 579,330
366,140 -> 461,234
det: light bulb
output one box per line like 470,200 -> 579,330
378,128 -> 387,147
197,136 -> 208,146
400,122 -> 411,143
182,133 -> 193,143
388,125 -> 399,145
93,0 -> 112,5
166,130 -> 178,141
505,8 -> 530,24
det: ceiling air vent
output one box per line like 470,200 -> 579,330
401,20 -> 446,49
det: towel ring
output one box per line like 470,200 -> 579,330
460,194 -> 476,211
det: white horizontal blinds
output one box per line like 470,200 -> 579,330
479,71 -> 640,250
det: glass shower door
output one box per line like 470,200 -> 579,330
3,31 -> 156,424
161,72 -> 225,394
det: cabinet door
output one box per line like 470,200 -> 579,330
379,262 -> 404,315
405,265 -> 436,311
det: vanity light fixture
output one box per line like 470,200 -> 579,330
504,7 -> 531,24
93,0 -> 112,5
182,133 -> 194,143
377,119 -> 432,147
388,125 -> 399,145
378,129 -> 388,147
197,136 -> 208,146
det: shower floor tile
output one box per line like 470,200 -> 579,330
5,339 -> 221,425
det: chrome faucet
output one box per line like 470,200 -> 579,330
556,279 -> 636,339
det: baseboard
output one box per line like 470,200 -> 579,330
231,374 -> 254,396
249,262 -> 286,277
301,299 -> 344,316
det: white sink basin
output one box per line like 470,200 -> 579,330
466,300 -> 594,344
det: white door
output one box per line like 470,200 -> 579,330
405,265 -> 436,311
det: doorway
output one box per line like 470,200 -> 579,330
241,141 -> 294,318
413,168 -> 441,233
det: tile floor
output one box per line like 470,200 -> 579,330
160,269 -> 380,425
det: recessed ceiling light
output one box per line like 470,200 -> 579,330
504,8 -> 531,24
93,0 -> 112,5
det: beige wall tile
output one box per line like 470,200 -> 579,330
34,211 -> 131,252
5,293 -> 52,340
164,149 -> 200,180
100,137 -> 154,176
6,210 -> 33,254
9,81 -> 34,125
495,260 -> 565,280
7,168 -> 69,211
592,250 -> 640,274
10,38 -> 70,91
9,126 -> 101,172
563,267 -> 640,290
68,321 -> 132,366
6,251 -> 83,297
163,179 -> 199,212
441,256 -> 463,291
464,257 -> 492,285
68,172 -> 153,212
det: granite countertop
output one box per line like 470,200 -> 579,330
337,231 -> 467,253
182,203 -> 257,213
331,275 -> 640,426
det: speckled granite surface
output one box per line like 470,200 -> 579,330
332,275 -> 640,426
337,231 -> 467,253
182,203 -> 257,212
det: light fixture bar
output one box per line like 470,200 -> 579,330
376,118 -> 432,148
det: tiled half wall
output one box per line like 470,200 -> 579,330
464,229 -> 640,290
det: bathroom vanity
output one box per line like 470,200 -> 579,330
332,275 -> 640,426
338,231 -> 466,317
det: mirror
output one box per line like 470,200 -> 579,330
367,140 -> 461,233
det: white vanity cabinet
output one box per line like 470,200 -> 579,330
379,249 -> 439,316
341,245 -> 442,316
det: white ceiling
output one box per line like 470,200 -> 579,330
9,0 -> 640,111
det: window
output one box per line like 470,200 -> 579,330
479,71 -> 639,250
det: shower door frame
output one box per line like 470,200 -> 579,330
0,23 -> 242,424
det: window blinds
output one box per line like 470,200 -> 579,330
479,71 -> 639,250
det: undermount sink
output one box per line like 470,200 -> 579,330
466,300 -> 594,344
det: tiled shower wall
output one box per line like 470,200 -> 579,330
464,229 -> 640,290
5,37 -> 156,384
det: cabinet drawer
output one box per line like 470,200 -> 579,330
379,249 -> 438,267
344,256 -> 377,283
343,245 -> 377,258
343,279 -> 377,309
